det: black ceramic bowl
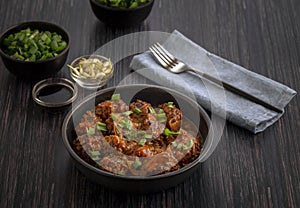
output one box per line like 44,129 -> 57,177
62,85 -> 213,193
89,0 -> 154,27
0,21 -> 70,79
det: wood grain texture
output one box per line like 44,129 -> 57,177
0,0 -> 299,207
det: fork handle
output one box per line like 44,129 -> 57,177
192,70 -> 283,113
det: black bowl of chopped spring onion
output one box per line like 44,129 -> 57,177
0,21 -> 70,79
90,0 -> 154,27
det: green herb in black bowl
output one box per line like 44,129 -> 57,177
90,0 -> 154,27
96,0 -> 150,9
0,21 -> 70,79
3,28 -> 67,62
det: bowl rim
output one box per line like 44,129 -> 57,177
90,0 -> 154,11
62,84 -> 212,181
0,21 -> 70,64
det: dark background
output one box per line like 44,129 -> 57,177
0,0 -> 299,207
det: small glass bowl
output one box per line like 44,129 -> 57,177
69,54 -> 114,89
32,78 -> 78,108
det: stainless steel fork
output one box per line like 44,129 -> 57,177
149,43 -> 283,113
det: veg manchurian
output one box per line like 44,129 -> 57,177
72,94 -> 202,176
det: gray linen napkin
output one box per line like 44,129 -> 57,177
129,30 -> 296,133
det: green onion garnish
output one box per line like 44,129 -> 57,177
118,123 -> 125,128
171,141 -> 178,147
158,108 -> 164,114
145,134 -> 152,139
117,171 -> 125,176
97,122 -> 106,127
90,151 -> 101,157
122,111 -> 133,116
120,119 -> 133,130
91,156 -> 101,161
149,107 -> 155,114
157,112 -> 167,122
158,118 -> 167,123
168,102 -> 174,108
163,128 -> 181,136
177,143 -> 183,149
182,139 -> 194,150
157,113 -> 166,118
96,122 -> 107,131
132,159 -> 142,169
138,138 -> 147,146
111,113 -> 118,121
96,0 -> 150,9
133,107 -> 142,114
86,127 -> 95,135
111,93 -> 121,101
3,28 -> 67,62
136,130 -> 146,137
124,132 -> 134,141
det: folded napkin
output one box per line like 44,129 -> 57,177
129,30 -> 296,133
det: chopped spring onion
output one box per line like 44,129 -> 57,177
132,159 -> 142,169
177,143 -> 183,149
96,122 -> 107,131
158,117 -> 167,123
157,113 -> 166,119
149,107 -> 155,114
145,134 -> 152,139
163,128 -> 181,136
111,93 -> 121,101
90,151 -> 101,157
97,121 -> 106,127
172,139 -> 194,150
171,141 -> 178,147
91,156 -> 101,161
182,139 -> 194,150
168,102 -> 174,108
157,112 -> 167,122
158,108 -> 164,114
133,107 -> 142,114
117,123 -> 125,128
119,119 -> 133,130
136,130 -> 146,137
3,28 -> 67,61
111,113 -> 118,121
124,130 -> 150,141
96,0 -> 150,9
86,127 -> 95,135
138,138 -> 147,146
117,171 -> 125,176
122,111 -> 133,116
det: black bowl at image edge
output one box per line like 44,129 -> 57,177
89,0 -> 154,27
62,85 -> 212,193
0,21 -> 70,79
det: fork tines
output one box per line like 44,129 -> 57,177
149,43 -> 177,68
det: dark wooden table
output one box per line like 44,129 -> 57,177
0,0 -> 299,207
